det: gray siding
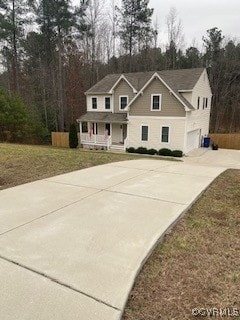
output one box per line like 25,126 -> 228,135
129,78 -> 186,117
113,79 -> 136,113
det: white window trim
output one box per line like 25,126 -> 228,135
161,125 -> 170,144
140,124 -> 149,142
91,96 -> 98,109
151,94 -> 162,111
104,96 -> 111,110
119,95 -> 129,111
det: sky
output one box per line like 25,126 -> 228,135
72,0 -> 240,50
149,0 -> 240,48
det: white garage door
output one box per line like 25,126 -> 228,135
187,129 -> 200,152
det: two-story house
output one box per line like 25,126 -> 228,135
77,68 -> 212,153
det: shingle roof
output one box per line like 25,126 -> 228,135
85,68 -> 205,110
86,68 -> 204,94
159,68 -> 204,91
77,112 -> 128,123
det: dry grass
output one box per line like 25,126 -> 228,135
123,169 -> 240,320
0,143 -> 174,190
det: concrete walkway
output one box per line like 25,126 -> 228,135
0,159 -> 228,319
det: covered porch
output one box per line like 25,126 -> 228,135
77,112 -> 128,151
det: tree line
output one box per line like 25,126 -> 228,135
0,0 -> 239,143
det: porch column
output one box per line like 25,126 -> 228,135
78,121 -> 82,148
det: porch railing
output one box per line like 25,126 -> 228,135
80,133 -> 112,149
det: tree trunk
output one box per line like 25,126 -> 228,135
12,0 -> 19,92
57,29 -> 65,131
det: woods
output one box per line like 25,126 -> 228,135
0,0 -> 239,142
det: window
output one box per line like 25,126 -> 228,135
151,94 -> 161,110
120,96 -> 128,110
161,127 -> 169,143
197,97 -> 200,109
105,97 -> 111,110
92,97 -> 97,109
105,123 -> 111,135
205,98 -> 208,108
203,97 -> 205,109
141,126 -> 148,141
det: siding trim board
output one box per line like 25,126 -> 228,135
129,116 -> 186,120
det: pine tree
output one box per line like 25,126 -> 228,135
0,0 -> 30,92
30,0 -> 75,132
117,0 -> 154,72
69,123 -> 78,148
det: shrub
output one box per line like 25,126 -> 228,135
158,148 -> 172,156
126,147 -> 136,153
69,123 -> 78,148
171,150 -> 183,157
136,147 -> 148,154
147,148 -> 158,155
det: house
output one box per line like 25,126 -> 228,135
77,68 -> 212,153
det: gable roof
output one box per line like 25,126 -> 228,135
85,68 -> 205,110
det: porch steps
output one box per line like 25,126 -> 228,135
110,144 -> 125,151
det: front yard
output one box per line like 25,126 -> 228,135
0,143 -> 157,190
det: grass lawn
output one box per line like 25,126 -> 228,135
0,143 -> 173,190
123,169 -> 240,320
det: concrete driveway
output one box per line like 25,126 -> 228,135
0,158 -> 228,319
184,148 -> 240,169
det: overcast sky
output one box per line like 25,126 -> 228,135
150,0 -> 240,48
72,0 -> 240,49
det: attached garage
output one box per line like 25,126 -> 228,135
186,129 -> 200,152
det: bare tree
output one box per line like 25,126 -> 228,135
166,7 -> 184,50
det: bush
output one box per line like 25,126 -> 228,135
69,123 -> 78,148
158,148 -> 172,156
135,147 -> 148,154
147,148 -> 158,155
126,147 -> 136,153
171,150 -> 183,157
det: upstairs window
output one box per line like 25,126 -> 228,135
197,97 -> 200,109
161,126 -> 169,143
105,97 -> 111,110
92,97 -> 97,109
203,97 -> 205,109
141,125 -> 148,141
151,94 -> 161,110
205,98 -> 208,108
120,96 -> 128,110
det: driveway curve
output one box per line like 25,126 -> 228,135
0,159 -> 226,319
